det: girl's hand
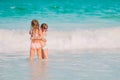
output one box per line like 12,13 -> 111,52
42,38 -> 47,42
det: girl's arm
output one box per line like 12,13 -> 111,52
29,29 -> 32,35
38,29 -> 45,40
42,38 -> 47,42
41,31 -> 47,42
29,29 -> 32,40
39,29 -> 47,42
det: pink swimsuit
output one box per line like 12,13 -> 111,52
30,29 -> 41,49
31,42 -> 41,49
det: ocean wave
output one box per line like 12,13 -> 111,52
0,28 -> 120,53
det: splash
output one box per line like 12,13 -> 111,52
0,28 -> 120,53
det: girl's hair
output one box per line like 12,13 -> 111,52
31,19 -> 39,29
41,23 -> 48,29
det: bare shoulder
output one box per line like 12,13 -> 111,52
38,29 -> 42,34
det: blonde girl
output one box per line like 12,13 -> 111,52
29,19 -> 42,60
40,23 -> 48,59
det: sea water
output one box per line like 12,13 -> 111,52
0,0 -> 120,80
0,51 -> 120,80
0,0 -> 120,30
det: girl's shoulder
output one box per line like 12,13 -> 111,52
38,28 -> 42,33
39,28 -> 42,31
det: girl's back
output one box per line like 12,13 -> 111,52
30,28 -> 42,42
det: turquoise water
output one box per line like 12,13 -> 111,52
0,1 -> 120,80
0,0 -> 120,29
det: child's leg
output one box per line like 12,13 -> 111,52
37,48 -> 42,60
42,49 -> 48,59
30,48 -> 35,60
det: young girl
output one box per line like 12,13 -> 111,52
29,19 -> 42,60
40,23 -> 48,59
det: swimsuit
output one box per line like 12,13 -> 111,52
42,45 -> 48,49
31,42 -> 41,49
30,29 -> 42,49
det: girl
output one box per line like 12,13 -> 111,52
40,23 -> 48,59
29,19 -> 42,60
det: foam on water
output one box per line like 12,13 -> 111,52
0,27 -> 120,53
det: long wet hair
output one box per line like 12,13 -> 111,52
31,19 -> 39,29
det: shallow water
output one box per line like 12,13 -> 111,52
0,50 -> 120,80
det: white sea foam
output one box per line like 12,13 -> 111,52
0,28 -> 120,53
10,6 -> 16,9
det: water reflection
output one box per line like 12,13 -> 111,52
29,60 -> 48,80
